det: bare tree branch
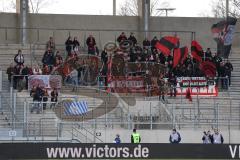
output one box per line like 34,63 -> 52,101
211,0 -> 240,18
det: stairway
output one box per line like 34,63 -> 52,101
164,47 -> 240,129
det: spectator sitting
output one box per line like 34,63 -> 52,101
169,128 -> 181,144
50,88 -> 58,109
73,37 -> 80,52
128,32 -> 137,46
33,65 -> 42,75
65,36 -> 73,55
86,35 -> 96,55
14,49 -> 24,66
117,32 -> 127,43
6,63 -> 14,83
46,36 -> 55,52
54,51 -> 63,66
42,64 -> 50,75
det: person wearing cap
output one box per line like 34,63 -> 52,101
212,129 -> 224,144
169,129 -> 181,144
131,129 -> 141,143
202,130 -> 213,144
114,134 -> 121,144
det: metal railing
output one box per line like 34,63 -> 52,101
0,26 -> 196,47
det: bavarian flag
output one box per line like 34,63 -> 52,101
191,40 -> 203,62
173,46 -> 188,68
155,36 -> 180,56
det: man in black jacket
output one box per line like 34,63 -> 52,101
224,60 -> 233,86
128,32 -> 137,46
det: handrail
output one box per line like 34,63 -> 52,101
0,92 -> 19,122
0,26 -> 196,33
73,123 -> 104,143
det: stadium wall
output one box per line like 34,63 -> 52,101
98,129 -> 240,143
0,13 -> 239,50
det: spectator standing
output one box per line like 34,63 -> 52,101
114,134 -> 121,144
22,65 -> 32,90
73,37 -> 80,52
224,60 -> 233,86
14,49 -> 24,66
218,62 -> 227,89
142,37 -> 151,49
128,32 -> 137,46
157,76 -> 165,101
42,89 -> 48,110
50,88 -> 58,108
202,131 -> 213,144
54,51 -> 63,66
212,129 -> 224,144
117,32 -> 127,43
42,48 -> 54,69
131,129 -> 141,143
65,36 -> 73,55
86,35 -> 96,55
70,68 -> 78,92
204,48 -> 212,61
30,85 -> 43,114
212,52 -> 223,75
101,49 -> 108,65
168,73 -> 177,97
169,128 -> 181,144
151,36 -> 158,52
46,37 -> 55,52
6,63 -> 14,83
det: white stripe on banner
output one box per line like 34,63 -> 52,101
64,101 -> 88,116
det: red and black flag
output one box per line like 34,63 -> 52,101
173,46 -> 188,68
155,36 -> 180,56
191,40 -> 203,62
211,17 -> 237,58
199,61 -> 216,77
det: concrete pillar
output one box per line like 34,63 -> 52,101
226,0 -> 229,18
138,0 -> 150,40
113,0 -> 116,16
16,0 -> 29,44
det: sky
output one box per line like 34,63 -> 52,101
40,0 -> 213,17
0,0 -> 214,17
